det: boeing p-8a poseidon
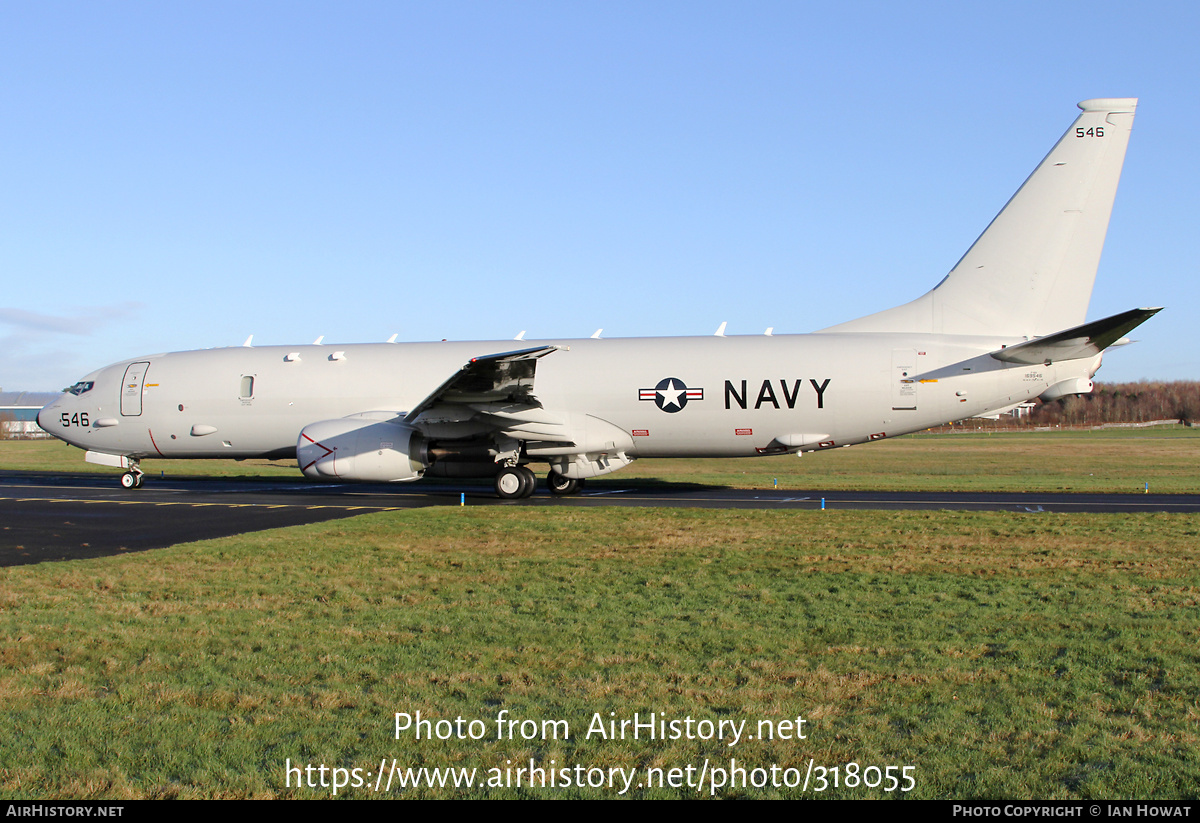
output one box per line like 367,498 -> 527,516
41,98 -> 1158,498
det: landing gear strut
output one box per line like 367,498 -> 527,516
495,465 -> 537,499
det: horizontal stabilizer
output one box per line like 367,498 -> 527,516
990,307 -> 1162,365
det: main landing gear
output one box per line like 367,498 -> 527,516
546,472 -> 584,496
495,465 -> 537,499
493,467 -> 586,499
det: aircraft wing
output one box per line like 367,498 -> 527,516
403,344 -> 564,428
990,307 -> 1162,366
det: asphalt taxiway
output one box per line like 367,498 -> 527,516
3,470 -> 1198,566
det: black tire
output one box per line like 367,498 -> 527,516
495,467 -> 528,500
547,472 -> 583,496
120,472 -> 138,489
517,465 -> 537,498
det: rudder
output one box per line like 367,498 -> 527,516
822,98 -> 1137,337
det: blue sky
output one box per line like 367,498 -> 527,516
3,1 -> 1196,390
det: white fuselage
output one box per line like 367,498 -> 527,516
38,332 -> 1094,468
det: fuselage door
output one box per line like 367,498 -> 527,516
120,362 -> 151,416
891,349 -> 917,410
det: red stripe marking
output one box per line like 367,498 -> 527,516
299,434 -> 335,472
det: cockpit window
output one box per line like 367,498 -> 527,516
66,381 -> 94,396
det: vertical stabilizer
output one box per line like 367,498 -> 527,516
821,98 -> 1137,337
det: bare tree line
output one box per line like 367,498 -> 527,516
1027,381 -> 1199,427
960,381 -> 1199,430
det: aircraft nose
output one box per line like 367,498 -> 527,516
36,398 -> 64,434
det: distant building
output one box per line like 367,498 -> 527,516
0,390 -> 61,438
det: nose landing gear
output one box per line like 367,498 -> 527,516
119,463 -> 145,489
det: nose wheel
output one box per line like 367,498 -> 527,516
120,465 -> 145,489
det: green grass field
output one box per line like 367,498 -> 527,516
2,430 -> 1199,798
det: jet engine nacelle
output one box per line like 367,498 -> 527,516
297,417 -> 429,482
